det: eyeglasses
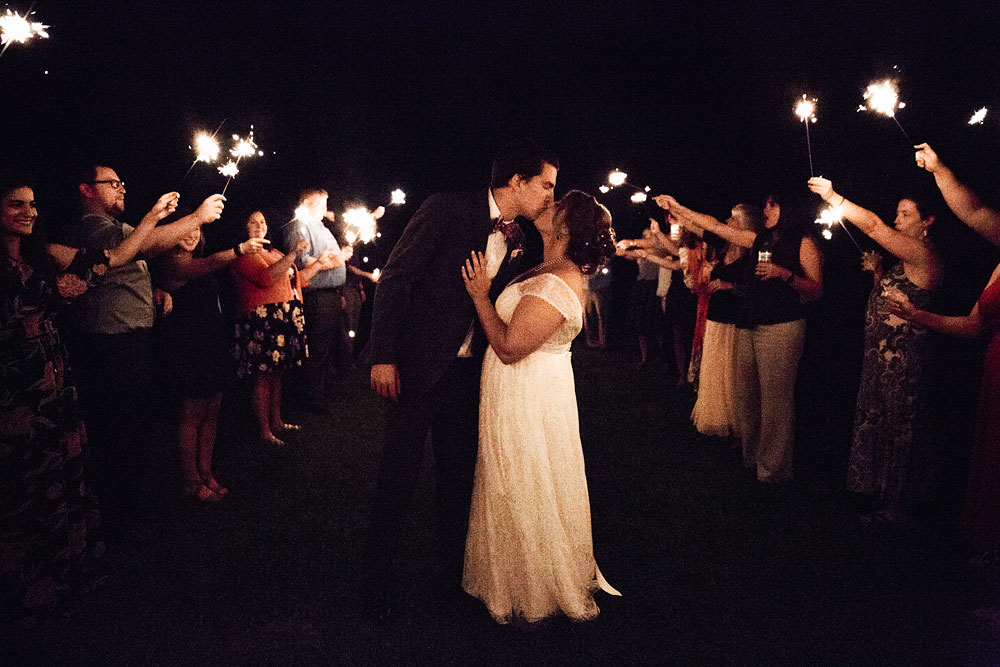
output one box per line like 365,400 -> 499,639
92,179 -> 125,191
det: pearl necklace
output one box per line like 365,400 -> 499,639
531,255 -> 569,274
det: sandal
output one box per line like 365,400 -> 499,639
201,476 -> 229,496
260,433 -> 286,446
182,481 -> 221,502
275,423 -> 301,432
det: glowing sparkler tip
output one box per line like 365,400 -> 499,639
372,268 -> 381,282
608,170 -> 627,187
862,79 -> 902,118
0,9 -> 50,46
217,161 -> 239,178
822,229 -> 833,240
193,133 -> 221,163
969,107 -> 988,125
390,189 -> 407,205
598,185 -> 610,194
795,95 -> 817,122
343,206 -> 379,244
630,192 -> 648,203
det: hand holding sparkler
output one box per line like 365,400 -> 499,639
806,177 -> 840,205
885,289 -> 917,320
193,194 -> 226,225
807,178 -> 864,251
142,192 -> 181,224
913,143 -> 941,173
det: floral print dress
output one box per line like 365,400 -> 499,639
848,263 -> 936,505
1,249 -> 110,627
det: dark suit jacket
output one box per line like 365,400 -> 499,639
367,189 -> 534,398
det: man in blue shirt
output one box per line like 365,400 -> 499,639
283,188 -> 350,411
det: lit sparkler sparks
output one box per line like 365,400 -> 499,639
858,79 -> 911,142
608,170 -> 627,187
968,107 -> 988,125
795,95 -> 818,177
371,268 -> 381,282
598,185 -> 610,194
390,189 -> 406,205
814,205 -> 862,251
343,206 -> 379,244
630,191 -> 647,203
0,9 -> 49,55
217,161 -> 239,178
193,133 -> 221,163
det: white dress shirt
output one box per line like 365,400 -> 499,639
457,189 -> 509,357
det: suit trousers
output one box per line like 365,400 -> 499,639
733,319 -> 806,484
303,288 -> 346,403
369,357 -> 480,590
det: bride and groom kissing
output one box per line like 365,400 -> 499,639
366,138 -> 620,624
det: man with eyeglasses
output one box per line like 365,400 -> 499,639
62,164 -> 226,534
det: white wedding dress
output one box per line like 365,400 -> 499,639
463,272 -> 620,624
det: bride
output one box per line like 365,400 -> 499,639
460,189 -> 620,624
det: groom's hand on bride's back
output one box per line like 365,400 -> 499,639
371,363 -> 402,399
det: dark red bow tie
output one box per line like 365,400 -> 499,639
493,218 -> 525,250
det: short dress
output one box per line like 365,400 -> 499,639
231,250 -> 308,379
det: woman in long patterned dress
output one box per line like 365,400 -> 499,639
460,190 -> 618,624
1,177 -> 172,627
808,177 -> 943,525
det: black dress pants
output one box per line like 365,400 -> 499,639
369,357 -> 480,591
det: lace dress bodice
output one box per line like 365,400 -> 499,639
495,272 -> 583,353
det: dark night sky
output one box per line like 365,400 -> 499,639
4,0 -> 1000,255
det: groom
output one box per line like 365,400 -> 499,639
367,138 -> 558,610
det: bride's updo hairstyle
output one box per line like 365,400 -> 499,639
558,190 -> 616,275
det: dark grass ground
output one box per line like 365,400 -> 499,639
5,344 -> 999,666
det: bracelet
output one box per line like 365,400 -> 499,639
233,243 -> 243,257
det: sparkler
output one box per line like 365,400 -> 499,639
604,170 -> 652,203
608,170 -> 627,187
342,206 -> 379,245
221,126 -> 262,195
217,161 -> 239,178
968,107 -> 988,125
814,205 -> 862,252
194,133 -> 221,163
630,192 -> 647,203
371,268 -> 381,282
858,79 -> 911,142
390,189 -> 406,205
795,95 -> 817,177
0,9 -> 49,58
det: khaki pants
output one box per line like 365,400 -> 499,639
734,319 -> 806,483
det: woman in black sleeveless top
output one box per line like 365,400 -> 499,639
656,194 -> 822,484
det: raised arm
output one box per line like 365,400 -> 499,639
108,192 -> 179,266
140,194 -> 226,257
655,195 -> 756,248
807,177 -> 935,269
915,143 -> 1000,247
163,238 -> 265,282
462,251 -> 566,365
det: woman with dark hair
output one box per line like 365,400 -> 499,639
460,190 -> 620,624
808,177 -> 942,525
152,226 -> 265,501
231,211 -> 340,446
1,176 -> 171,626
659,192 -> 823,485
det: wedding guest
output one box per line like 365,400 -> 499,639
915,143 -> 1000,246
231,211 -> 340,445
616,222 -> 681,366
62,165 -> 224,527
152,226 -> 265,501
660,193 -> 822,485
688,204 -> 760,438
808,177 -> 942,525
0,175 -> 138,626
282,190 -> 349,412
582,265 -> 611,349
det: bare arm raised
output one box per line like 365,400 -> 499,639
915,143 -> 1000,247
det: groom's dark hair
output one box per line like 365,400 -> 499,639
491,138 -> 559,190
